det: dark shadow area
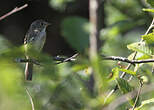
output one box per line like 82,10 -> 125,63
0,0 -> 90,56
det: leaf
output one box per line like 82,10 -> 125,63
108,67 -> 119,81
142,8 -> 154,13
116,78 -> 141,107
100,20 -> 142,40
0,46 -> 25,59
119,68 -> 136,75
109,67 -> 136,82
140,76 -> 149,83
116,78 -> 133,94
61,16 -> 89,52
145,0 -> 154,7
0,59 -> 23,96
49,0 -> 74,10
142,32 -> 154,45
128,52 -> 151,60
72,64 -> 88,72
127,42 -> 153,56
135,98 -> 154,110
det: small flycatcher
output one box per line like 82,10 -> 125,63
24,20 -> 50,80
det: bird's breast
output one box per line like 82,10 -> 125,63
33,31 -> 46,51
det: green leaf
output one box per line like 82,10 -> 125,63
135,98 -> 154,110
100,20 -> 142,40
61,16 -> 89,52
145,0 -> 154,7
116,78 -> 141,107
128,52 -> 151,60
142,32 -> 154,45
0,46 -> 25,59
127,42 -> 153,56
109,67 -> 136,82
142,8 -> 154,12
0,59 -> 23,96
49,0 -> 74,10
116,78 -> 133,94
119,68 -> 136,75
72,64 -> 88,72
140,76 -> 149,83
108,67 -> 119,81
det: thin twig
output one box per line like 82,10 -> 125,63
54,53 -> 78,64
132,80 -> 143,110
16,53 -> 78,65
15,58 -> 40,65
103,82 -> 154,110
16,54 -> 154,65
25,88 -> 35,110
144,18 -> 154,35
120,18 -> 154,78
104,17 -> 154,103
0,4 -> 28,21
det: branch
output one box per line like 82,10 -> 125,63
0,4 -> 28,21
16,53 -> 78,65
54,53 -> 78,64
15,58 -> 40,65
103,83 -> 154,110
132,80 -> 143,110
104,17 -> 154,103
25,88 -> 35,110
102,55 -> 154,64
16,54 -> 154,65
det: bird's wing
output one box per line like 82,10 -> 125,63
24,29 -> 39,44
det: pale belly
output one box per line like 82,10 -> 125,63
24,30 -> 46,57
33,32 -> 46,52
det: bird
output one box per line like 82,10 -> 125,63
24,20 -> 50,80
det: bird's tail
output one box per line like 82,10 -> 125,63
25,62 -> 33,81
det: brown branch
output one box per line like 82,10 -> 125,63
0,4 -> 28,21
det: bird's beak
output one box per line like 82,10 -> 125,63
46,22 -> 51,26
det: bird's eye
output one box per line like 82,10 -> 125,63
40,22 -> 44,26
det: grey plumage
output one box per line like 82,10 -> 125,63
24,20 -> 50,81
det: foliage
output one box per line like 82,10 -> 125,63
49,0 -> 74,10
1,0 -> 154,110
61,16 -> 89,52
146,0 -> 154,7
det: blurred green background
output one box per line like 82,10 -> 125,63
0,0 -> 154,110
